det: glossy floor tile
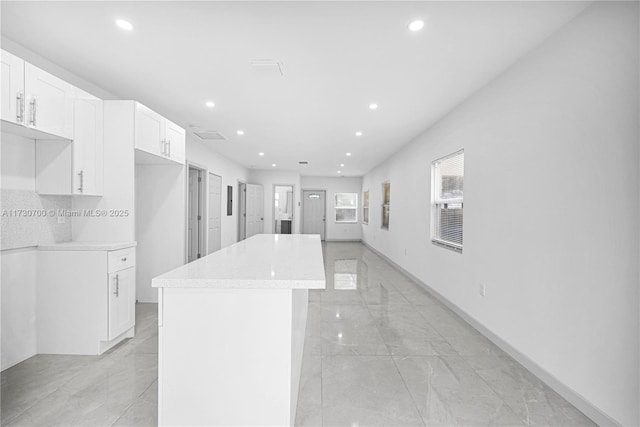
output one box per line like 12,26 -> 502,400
295,242 -> 596,427
1,303 -> 158,427
2,243 -> 595,427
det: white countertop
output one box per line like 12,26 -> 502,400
152,234 -> 326,289
38,241 -> 137,251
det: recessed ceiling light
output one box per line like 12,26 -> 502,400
346,152 -> 352,156
115,19 -> 133,31
205,101 -> 215,108
340,163 -> 345,167
408,20 -> 425,32
337,171 -> 342,174
355,131 -> 363,137
258,152 -> 265,156
236,130 -> 244,135
272,163 -> 276,167
368,103 -> 378,110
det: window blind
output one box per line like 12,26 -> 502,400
432,150 -> 464,251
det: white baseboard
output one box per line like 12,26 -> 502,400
362,240 -> 620,427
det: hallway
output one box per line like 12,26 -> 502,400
1,242 -> 595,426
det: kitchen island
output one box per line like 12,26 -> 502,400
152,234 -> 325,427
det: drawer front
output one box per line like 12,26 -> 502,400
108,247 -> 135,273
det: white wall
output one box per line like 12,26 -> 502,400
362,3 -> 639,426
301,176 -> 362,241
248,170 -> 301,235
186,137 -> 249,248
136,164 -> 186,303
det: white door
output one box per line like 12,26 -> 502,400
1,49 -> 25,125
303,190 -> 326,240
165,119 -> 186,164
24,62 -> 74,139
245,184 -> 264,238
188,168 -> 202,262
208,174 -> 222,253
108,267 -> 135,340
73,88 -> 103,195
135,103 -> 164,157
239,183 -> 247,241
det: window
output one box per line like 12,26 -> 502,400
335,193 -> 358,223
363,190 -> 370,225
381,182 -> 390,229
431,150 -> 464,252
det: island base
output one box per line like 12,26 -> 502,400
158,287 -> 308,426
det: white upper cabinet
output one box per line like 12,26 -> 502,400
24,62 -> 74,139
73,88 -> 104,195
36,88 -> 104,196
1,49 -> 74,140
135,103 -> 165,157
134,102 -> 185,164
165,118 -> 186,164
1,50 -> 25,125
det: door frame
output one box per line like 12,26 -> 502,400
271,183 -> 295,234
208,172 -> 222,254
186,162 -> 208,262
301,188 -> 327,240
238,181 -> 247,241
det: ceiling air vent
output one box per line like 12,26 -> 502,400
194,130 -> 227,141
298,161 -> 309,165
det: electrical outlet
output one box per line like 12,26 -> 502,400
57,215 -> 65,224
479,283 -> 486,297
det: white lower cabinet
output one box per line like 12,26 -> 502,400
37,243 -> 136,355
108,266 -> 135,340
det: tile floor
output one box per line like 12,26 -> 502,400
1,242 -> 596,427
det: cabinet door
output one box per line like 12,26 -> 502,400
73,88 -> 104,195
165,119 -> 185,164
108,267 -> 135,340
24,63 -> 74,139
135,103 -> 164,157
1,50 -> 25,125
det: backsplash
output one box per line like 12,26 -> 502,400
1,190 -> 72,251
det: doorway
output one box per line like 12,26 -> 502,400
273,184 -> 294,234
187,166 -> 206,262
302,189 -> 326,240
238,182 -> 246,241
208,173 -> 222,254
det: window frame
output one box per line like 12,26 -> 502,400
362,190 -> 370,225
334,192 -> 358,224
431,149 -> 464,253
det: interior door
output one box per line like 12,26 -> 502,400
1,49 -> 24,125
303,190 -> 326,240
108,267 -> 135,340
245,184 -> 264,239
239,183 -> 247,240
208,173 -> 222,254
188,168 -> 201,262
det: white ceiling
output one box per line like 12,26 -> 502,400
1,1 -> 589,176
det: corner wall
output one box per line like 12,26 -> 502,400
361,3 -> 639,425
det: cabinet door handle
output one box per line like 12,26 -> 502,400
121,256 -> 127,262
29,97 -> 37,126
77,170 -> 84,193
114,274 -> 120,297
160,139 -> 165,155
167,140 -> 171,157
16,93 -> 24,123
